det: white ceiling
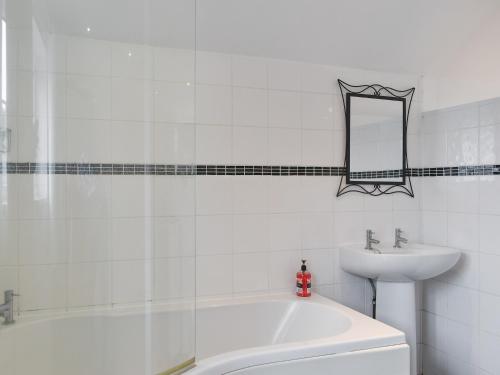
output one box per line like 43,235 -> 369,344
42,0 -> 500,74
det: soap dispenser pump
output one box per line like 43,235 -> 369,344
296,259 -> 311,297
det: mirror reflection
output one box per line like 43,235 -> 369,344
348,94 -> 406,184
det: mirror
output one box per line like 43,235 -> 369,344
347,93 -> 406,185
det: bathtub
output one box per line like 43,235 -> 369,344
0,293 -> 409,375
191,293 -> 409,375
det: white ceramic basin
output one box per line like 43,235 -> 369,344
340,243 -> 461,282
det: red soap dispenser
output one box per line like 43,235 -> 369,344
296,259 -> 311,297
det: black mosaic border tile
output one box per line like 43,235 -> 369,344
1,162 -> 500,177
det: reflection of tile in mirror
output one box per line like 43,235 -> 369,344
349,96 -> 404,182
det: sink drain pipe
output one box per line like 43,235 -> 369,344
368,278 -> 376,319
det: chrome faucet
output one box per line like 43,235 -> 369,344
394,228 -> 408,248
365,229 -> 380,251
0,290 -> 18,325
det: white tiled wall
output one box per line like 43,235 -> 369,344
192,51 -> 421,313
0,28 -> 421,319
420,98 -> 500,375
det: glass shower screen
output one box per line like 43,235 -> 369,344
0,0 -> 196,374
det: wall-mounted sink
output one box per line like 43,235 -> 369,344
340,242 -> 461,375
340,243 -> 461,282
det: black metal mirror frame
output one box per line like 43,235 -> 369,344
337,79 -> 415,197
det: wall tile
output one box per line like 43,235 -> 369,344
233,87 -> 268,127
300,64 -> 336,94
111,121 -> 153,163
19,219 -> 67,265
268,176 -> 301,213
446,320 -> 478,363
0,220 -> 18,266
447,177 -> 479,214
196,51 -> 231,85
196,255 -> 232,296
232,56 -> 267,89
153,81 -> 194,123
480,99 -> 500,127
196,176 -> 233,215
20,264 -> 66,310
48,73 -> 67,118
479,176 -> 500,215
332,212 -> 365,246
153,48 -> 194,83
48,34 -> 66,73
154,176 -> 195,216
18,174 -> 66,219
301,213 -> 334,250
69,219 -> 110,262
302,130 -> 334,165
423,280 -> 448,316
421,211 -> 447,246
0,267 -> 18,303
233,214 -> 268,253
268,250 -> 302,290
268,128 -> 301,165
479,214 -> 500,255
422,345 -> 448,375
233,176 -> 268,214
196,215 -> 233,255
479,332 -> 500,374
480,293 -> 500,336
479,253 -> 500,296
268,213 -> 302,251
111,43 -> 153,79
447,128 -> 478,166
66,75 -> 111,120
332,185 -> 365,212
17,116 -> 48,162
196,125 -> 232,164
66,37 -> 111,76
301,93 -> 334,130
16,71 -> 33,117
68,262 -> 110,307
446,284 -> 479,326
334,279 -> 366,313
111,218 -> 152,260
154,257 -> 195,299
233,126 -> 268,164
363,211 -> 395,244
154,123 -> 195,164
301,177 -> 334,213
111,78 -> 153,122
421,177 -> 447,212
66,175 -> 111,219
447,213 -> 479,251
267,60 -> 301,91
154,216 -> 195,258
479,125 -> 500,164
268,90 -> 301,129
233,252 -> 268,293
420,132 -> 447,166
393,211 -> 420,242
196,85 -> 232,125
441,250 -> 478,289
67,119 -> 111,163
112,260 -> 151,303
302,248 -> 334,285
111,176 -> 152,217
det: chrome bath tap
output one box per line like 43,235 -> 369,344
394,228 -> 408,248
365,229 -> 380,251
0,290 -> 18,325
